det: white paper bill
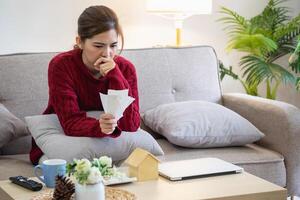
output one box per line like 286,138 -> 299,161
99,89 -> 135,121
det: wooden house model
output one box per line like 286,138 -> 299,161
124,148 -> 160,181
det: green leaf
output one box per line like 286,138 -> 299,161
240,55 -> 295,86
218,7 -> 249,37
66,162 -> 77,176
267,43 -> 295,62
227,33 -> 277,55
274,14 -> 300,42
296,77 -> 300,90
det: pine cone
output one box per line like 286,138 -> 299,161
52,175 -> 75,200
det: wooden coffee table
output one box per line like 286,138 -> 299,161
0,172 -> 286,200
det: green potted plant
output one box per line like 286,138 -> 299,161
219,0 -> 300,99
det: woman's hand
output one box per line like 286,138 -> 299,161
94,57 -> 115,76
99,113 -> 117,134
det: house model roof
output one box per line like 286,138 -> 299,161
125,148 -> 160,168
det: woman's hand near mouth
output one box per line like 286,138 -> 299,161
94,57 -> 116,76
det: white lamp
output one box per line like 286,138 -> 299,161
146,0 -> 212,46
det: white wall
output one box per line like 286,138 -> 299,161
1,0 -> 300,107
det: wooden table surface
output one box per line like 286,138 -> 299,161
0,172 -> 287,200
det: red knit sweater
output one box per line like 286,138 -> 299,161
30,49 -> 140,165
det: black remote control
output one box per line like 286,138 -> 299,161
9,176 -> 43,191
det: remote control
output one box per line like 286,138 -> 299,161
9,176 -> 43,191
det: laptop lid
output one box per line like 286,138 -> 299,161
158,157 -> 243,181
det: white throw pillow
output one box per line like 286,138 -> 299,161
25,112 -> 164,162
143,101 -> 264,148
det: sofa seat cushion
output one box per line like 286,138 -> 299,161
0,154 -> 33,180
0,141 -> 286,190
157,139 -> 286,187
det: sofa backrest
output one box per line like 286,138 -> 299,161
0,53 -> 56,120
0,46 -> 221,154
0,46 -> 221,118
0,53 -> 56,155
122,46 -> 222,113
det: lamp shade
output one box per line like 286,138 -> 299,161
146,0 -> 212,15
146,0 -> 212,46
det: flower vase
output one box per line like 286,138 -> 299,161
75,181 -> 105,200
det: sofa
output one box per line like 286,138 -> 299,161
0,46 -> 300,197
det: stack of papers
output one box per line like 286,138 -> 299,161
99,89 -> 135,121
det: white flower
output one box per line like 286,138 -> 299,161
75,159 -> 91,173
67,156 -> 117,185
87,167 -> 103,184
99,156 -> 112,167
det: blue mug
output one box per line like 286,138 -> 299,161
34,159 -> 66,188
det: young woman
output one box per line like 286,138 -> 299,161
30,5 -> 140,165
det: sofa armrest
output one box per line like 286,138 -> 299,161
222,93 -> 300,195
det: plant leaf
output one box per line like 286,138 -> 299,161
296,77 -> 300,90
218,7 -> 249,37
240,55 -> 295,85
227,33 -> 277,55
274,14 -> 300,42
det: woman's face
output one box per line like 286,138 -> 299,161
78,29 -> 118,69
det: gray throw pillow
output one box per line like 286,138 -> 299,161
0,103 -> 29,148
143,101 -> 264,148
25,112 -> 164,162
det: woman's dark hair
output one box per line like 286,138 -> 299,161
77,5 -> 124,51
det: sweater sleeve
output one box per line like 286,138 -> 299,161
48,58 -> 121,138
105,60 -> 140,132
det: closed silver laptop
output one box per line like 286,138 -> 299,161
158,157 -> 243,181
